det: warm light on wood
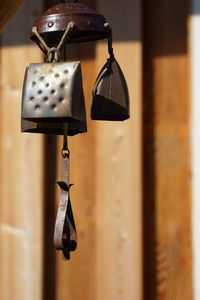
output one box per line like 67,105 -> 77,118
0,0 -> 25,32
0,1 -> 43,300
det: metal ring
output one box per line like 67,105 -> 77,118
47,47 -> 61,62
62,148 -> 70,158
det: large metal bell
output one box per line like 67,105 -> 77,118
21,61 -> 87,135
22,61 -> 86,122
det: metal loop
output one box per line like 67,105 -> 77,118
47,47 -> 61,62
62,148 -> 70,159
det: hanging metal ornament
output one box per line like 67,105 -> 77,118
21,21 -> 85,259
54,124 -> 77,259
91,24 -> 130,121
21,0 -> 130,260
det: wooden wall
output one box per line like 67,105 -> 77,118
0,0 -> 43,299
94,1 -> 142,299
0,0 -> 193,299
143,0 -> 193,298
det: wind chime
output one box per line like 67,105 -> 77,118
21,0 -> 130,260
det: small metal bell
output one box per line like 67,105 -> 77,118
91,57 -> 130,121
91,25 -> 130,121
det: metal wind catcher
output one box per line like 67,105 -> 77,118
21,0 -> 130,260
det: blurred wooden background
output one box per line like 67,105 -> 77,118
0,0 -> 193,299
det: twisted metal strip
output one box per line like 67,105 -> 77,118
54,145 -> 77,260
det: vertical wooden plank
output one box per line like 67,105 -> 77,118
55,47 -> 97,300
42,135 -> 57,300
40,1 -> 97,299
43,1 -> 142,299
190,2 -> 200,299
0,1 -> 43,300
143,0 -> 193,298
95,0 -> 142,299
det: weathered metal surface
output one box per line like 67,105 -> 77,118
22,62 -> 86,123
54,150 -> 77,260
91,57 -> 130,121
31,2 -> 108,45
21,118 -> 87,135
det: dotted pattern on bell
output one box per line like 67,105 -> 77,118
22,62 -> 80,120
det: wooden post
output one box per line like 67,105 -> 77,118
94,0 -> 142,299
51,0 -> 143,299
55,45 -> 98,300
0,1 -> 43,300
143,0 -> 193,298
